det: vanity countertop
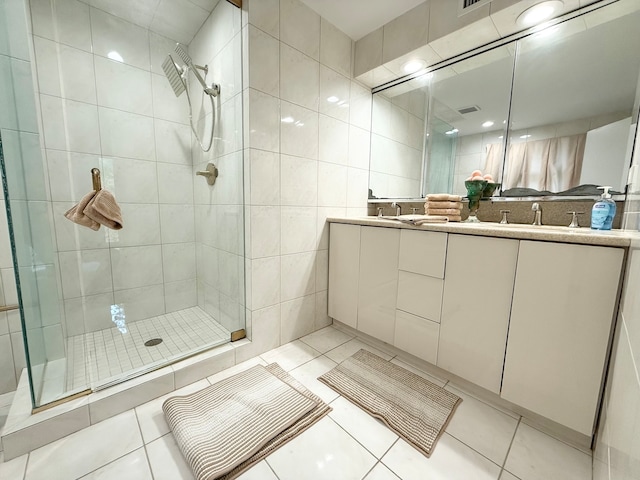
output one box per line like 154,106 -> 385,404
328,217 -> 637,248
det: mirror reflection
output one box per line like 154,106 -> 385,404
368,1 -> 640,200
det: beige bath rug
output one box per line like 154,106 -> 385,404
318,349 -> 461,457
163,363 -> 331,480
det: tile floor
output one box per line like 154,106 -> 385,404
0,326 -> 593,480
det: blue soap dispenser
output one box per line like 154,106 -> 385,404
591,186 -> 616,230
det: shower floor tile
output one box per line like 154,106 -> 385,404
65,306 -> 230,392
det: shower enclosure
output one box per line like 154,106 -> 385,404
0,0 -> 245,409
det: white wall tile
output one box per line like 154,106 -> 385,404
154,119 -> 191,165
94,57 -> 152,116
111,245 -> 163,290
159,205 -> 195,243
113,284 -> 166,322
99,107 -> 156,160
348,125 -> 371,170
281,101 -> 318,159
347,168 -> 369,208
0,57 -> 39,133
58,249 -> 113,299
382,2 -> 429,64
318,162 -> 347,207
279,0 -> 320,60
281,206 -> 316,254
251,256 -> 280,309
281,251 -> 316,302
215,204 -> 243,255
150,0 -> 209,45
316,206 -> 345,250
319,115 -> 348,165
63,292 -> 114,335
247,0 -> 279,38
106,157 -> 159,204
280,293 -> 315,343
31,0 -> 92,52
164,279 -> 197,312
47,150 -> 101,203
162,242 -> 196,283
114,203 -> 161,247
319,66 -> 350,123
0,335 -> 17,393
33,37 -> 97,104
250,206 -> 280,259
248,89 -> 280,152
249,149 -> 280,206
320,19 -> 352,78
280,43 -> 319,111
149,32 -> 178,76
248,25 -> 279,97
0,0 -> 31,60
157,164 -> 193,204
90,7 -> 150,70
40,95 -> 101,153
349,81 -> 372,131
280,154 -> 317,206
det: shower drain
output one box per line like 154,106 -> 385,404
144,338 -> 163,347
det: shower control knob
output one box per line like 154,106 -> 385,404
196,163 -> 219,185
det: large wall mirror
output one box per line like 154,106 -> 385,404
368,0 -> 640,200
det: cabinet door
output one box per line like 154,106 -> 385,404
357,226 -> 400,344
399,230 -> 447,278
501,241 -> 623,436
328,223 -> 361,328
394,310 -> 439,364
438,234 -> 519,394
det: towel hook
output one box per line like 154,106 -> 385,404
91,168 -> 102,191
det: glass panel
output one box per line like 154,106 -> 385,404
1,0 -> 245,407
505,5 -> 640,194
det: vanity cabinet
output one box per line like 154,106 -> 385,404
327,221 -> 626,438
500,241 -> 624,436
328,223 -> 361,328
357,227 -> 400,344
438,235 -> 519,394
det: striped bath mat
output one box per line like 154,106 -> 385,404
318,349 -> 461,457
163,363 -> 331,480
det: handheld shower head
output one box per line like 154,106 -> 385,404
161,54 -> 186,97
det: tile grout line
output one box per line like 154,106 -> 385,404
501,416 -> 522,476
134,406 -> 157,480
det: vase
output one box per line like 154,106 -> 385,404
464,180 -> 488,223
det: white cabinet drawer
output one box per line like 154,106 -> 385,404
399,230 -> 447,278
396,270 -> 443,322
394,310 -> 439,365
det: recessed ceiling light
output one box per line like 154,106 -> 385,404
516,1 -> 563,28
402,59 -> 427,74
281,116 -> 294,123
520,134 -> 532,139
445,128 -> 459,135
498,135 -> 504,139
326,96 -> 339,103
482,121 -> 494,128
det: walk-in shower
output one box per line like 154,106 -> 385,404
162,43 -> 220,152
0,0 -> 245,409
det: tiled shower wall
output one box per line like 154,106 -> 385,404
29,0 -> 199,336
238,0 -> 372,360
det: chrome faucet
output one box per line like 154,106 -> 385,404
391,202 -> 401,216
532,203 -> 542,225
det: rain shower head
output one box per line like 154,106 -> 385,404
162,54 -> 186,97
174,43 -> 194,69
172,43 -> 219,97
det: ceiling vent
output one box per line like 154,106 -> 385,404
457,105 -> 481,115
459,0 -> 492,15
